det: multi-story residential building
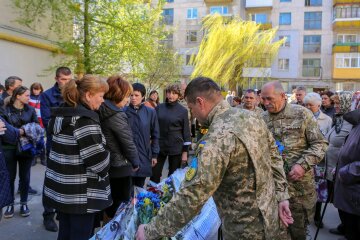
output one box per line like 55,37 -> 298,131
159,0 -> 360,92
0,0 -> 61,89
332,0 -> 360,91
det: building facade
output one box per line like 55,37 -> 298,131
158,0 -> 360,92
0,0 -> 62,89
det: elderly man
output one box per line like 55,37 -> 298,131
238,89 -> 264,114
261,81 -> 328,240
136,77 -> 293,240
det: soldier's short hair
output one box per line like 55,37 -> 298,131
304,92 -> 322,106
270,81 -> 285,94
245,89 -> 256,94
185,77 -> 221,103
296,86 -> 306,93
5,76 -> 22,90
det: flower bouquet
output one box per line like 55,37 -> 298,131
91,169 -> 220,240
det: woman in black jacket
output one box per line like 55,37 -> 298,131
1,86 -> 37,218
98,75 -> 140,218
150,84 -> 191,183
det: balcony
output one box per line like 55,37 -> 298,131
333,68 -> 360,79
333,0 -> 360,5
259,22 -> 272,30
333,19 -> 360,30
204,0 -> 233,4
246,0 -> 272,8
333,43 -> 360,53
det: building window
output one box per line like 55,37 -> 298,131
279,35 -> 291,47
162,8 -> 174,25
251,13 -> 268,24
305,0 -> 322,6
302,59 -> 321,77
210,6 -> 229,15
186,54 -> 196,65
187,8 -> 198,19
336,53 -> 360,68
278,59 -> 289,71
280,0 -> 291,2
304,12 -> 322,30
186,31 -> 197,43
279,13 -> 291,25
334,5 -> 360,19
303,35 -> 321,53
337,34 -> 357,44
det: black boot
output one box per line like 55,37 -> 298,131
43,216 -> 58,232
314,202 -> 323,228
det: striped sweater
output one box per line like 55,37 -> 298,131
43,104 -> 112,214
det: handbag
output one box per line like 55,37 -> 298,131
314,165 -> 328,203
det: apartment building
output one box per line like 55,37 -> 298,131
332,0 -> 360,91
159,0 -> 360,92
0,0 -> 61,89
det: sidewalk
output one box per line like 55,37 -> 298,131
0,163 -> 342,240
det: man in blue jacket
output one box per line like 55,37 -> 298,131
40,67 -> 72,232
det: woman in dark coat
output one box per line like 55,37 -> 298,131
150,84 -> 191,183
334,108 -> 360,240
43,76 -> 111,240
125,83 -> 159,188
98,75 -> 140,219
0,117 -> 21,221
1,86 -> 38,218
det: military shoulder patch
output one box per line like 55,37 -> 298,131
185,157 -> 198,181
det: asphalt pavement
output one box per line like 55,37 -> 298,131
0,163 -> 342,240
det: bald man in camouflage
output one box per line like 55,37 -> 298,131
261,81 -> 328,240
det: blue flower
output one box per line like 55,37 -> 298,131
275,140 -> 285,154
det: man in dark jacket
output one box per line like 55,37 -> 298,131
125,83 -> 160,188
333,108 -> 360,240
40,66 -> 72,232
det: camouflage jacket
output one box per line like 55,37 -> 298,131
145,100 -> 289,240
262,103 -> 328,197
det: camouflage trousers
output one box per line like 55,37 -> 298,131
288,193 -> 316,240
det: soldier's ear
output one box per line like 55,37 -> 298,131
196,97 -> 205,109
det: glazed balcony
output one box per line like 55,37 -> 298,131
333,42 -> 360,53
245,0 -> 272,8
204,0 -> 233,4
333,0 -> 360,5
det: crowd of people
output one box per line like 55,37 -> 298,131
0,67 -> 359,240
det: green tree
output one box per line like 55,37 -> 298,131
129,44 -> 183,92
191,15 -> 284,89
11,0 -> 172,77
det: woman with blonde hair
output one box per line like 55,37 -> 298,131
43,75 -> 111,240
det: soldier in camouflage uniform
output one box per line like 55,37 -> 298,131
136,77 -> 293,240
261,81 -> 328,240
237,89 -> 264,115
